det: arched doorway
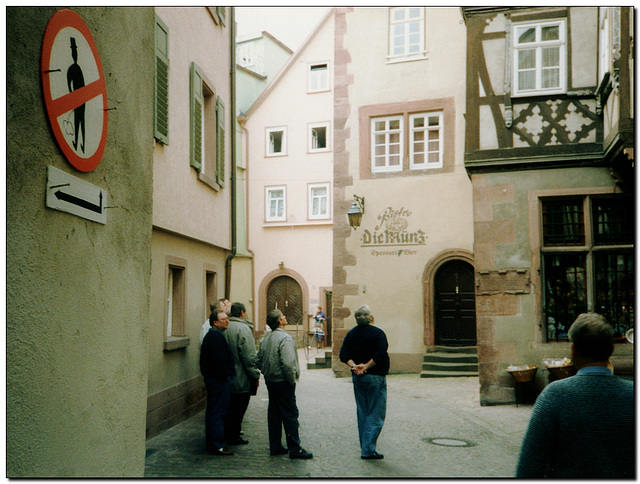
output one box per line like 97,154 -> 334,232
434,260 -> 476,346
267,276 -> 303,326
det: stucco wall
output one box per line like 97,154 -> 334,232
246,13 -> 334,332
153,7 -> 232,249
7,7 -> 154,477
334,7 -> 473,369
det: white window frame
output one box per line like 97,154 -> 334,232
388,7 -> 426,62
265,185 -> 286,222
308,62 -> 330,93
371,115 -> 404,173
265,126 -> 287,157
308,122 -> 331,153
308,183 -> 330,220
512,19 -> 567,97
409,112 -> 443,170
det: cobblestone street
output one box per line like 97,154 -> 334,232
145,348 -> 533,478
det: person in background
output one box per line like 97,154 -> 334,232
224,302 -> 260,446
200,298 -> 230,345
313,306 -> 326,350
257,309 -> 313,459
200,309 -> 235,456
516,313 -> 634,478
339,305 -> 389,460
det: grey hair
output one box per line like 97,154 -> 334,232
568,313 -> 614,362
354,305 -> 372,325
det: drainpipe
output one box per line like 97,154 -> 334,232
225,6 -> 237,300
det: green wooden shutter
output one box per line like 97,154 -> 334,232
190,62 -> 203,171
216,98 -> 225,187
217,7 -> 226,26
154,15 -> 169,144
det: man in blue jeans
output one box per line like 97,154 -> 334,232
339,305 -> 390,460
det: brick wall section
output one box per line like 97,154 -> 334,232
332,7 -> 354,377
471,174 -> 522,405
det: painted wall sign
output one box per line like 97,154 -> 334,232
46,166 -> 107,224
360,206 -> 427,255
41,9 -> 108,172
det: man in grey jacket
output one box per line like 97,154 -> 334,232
257,309 -> 313,459
223,302 -> 260,446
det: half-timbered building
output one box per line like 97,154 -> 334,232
461,7 -> 634,404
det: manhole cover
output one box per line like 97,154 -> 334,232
424,437 -> 475,447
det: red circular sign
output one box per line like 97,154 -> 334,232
41,9 -> 108,172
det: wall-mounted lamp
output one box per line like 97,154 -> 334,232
347,194 -> 365,230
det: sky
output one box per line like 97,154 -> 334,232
235,7 -> 330,51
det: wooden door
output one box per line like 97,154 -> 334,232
434,260 -> 476,346
267,276 -> 303,326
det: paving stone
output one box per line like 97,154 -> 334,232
145,348 -> 533,478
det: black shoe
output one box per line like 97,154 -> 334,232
361,452 -> 384,460
229,438 -> 249,445
289,448 -> 313,459
208,447 -> 234,456
270,447 -> 289,456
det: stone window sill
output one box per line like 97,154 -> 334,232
163,336 -> 190,351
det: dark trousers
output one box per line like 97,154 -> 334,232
204,376 -> 232,451
266,380 -> 301,453
225,392 -> 251,442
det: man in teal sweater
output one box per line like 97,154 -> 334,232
516,313 -> 634,478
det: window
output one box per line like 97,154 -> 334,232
409,112 -> 443,169
308,183 -> 330,220
308,63 -> 329,92
309,122 -> 330,152
166,259 -> 186,339
154,15 -> 169,144
371,116 -> 403,173
389,7 -> 425,61
266,126 -> 287,156
541,196 -> 634,342
598,7 -> 621,83
266,186 -> 286,222
190,63 -> 224,187
205,268 -> 217,319
513,19 -> 566,96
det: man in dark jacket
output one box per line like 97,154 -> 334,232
339,305 -> 389,460
200,309 -> 236,456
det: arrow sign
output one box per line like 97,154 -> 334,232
46,166 -> 107,224
55,188 -> 103,214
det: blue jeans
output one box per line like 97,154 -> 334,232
204,376 -> 232,450
352,373 -> 387,457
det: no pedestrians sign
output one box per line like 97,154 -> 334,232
41,9 -> 108,172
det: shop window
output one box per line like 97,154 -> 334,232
541,196 -> 634,341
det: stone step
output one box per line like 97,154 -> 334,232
423,352 -> 478,364
422,361 -> 478,372
420,370 -> 479,378
427,345 -> 478,354
306,351 -> 332,370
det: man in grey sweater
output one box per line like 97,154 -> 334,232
257,309 -> 313,459
223,302 -> 260,446
516,313 -> 634,478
